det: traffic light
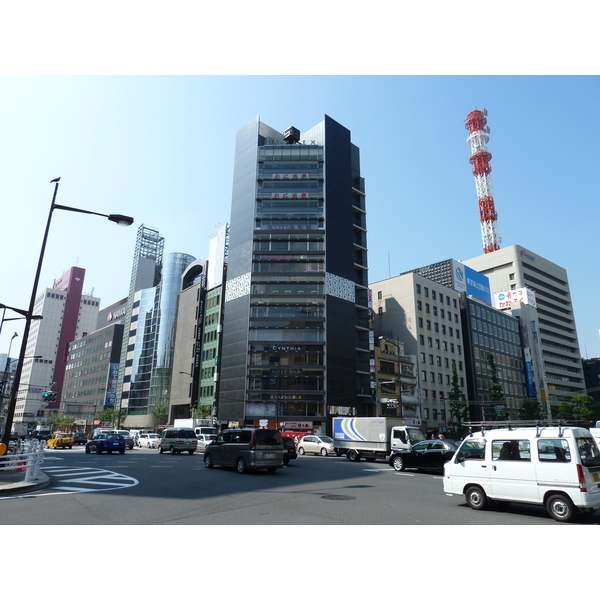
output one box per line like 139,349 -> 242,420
42,391 -> 57,402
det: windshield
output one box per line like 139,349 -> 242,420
409,428 -> 426,443
320,436 -> 333,444
576,437 -> 600,467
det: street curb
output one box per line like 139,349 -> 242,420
0,471 -> 51,497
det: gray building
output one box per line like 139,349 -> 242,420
218,115 -> 371,434
464,245 -> 586,414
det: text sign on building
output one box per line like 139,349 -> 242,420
451,260 -> 492,305
495,287 -> 537,309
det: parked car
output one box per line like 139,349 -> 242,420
158,427 -> 198,455
47,433 -> 74,449
196,433 -> 217,452
282,436 -> 297,465
204,428 -> 284,473
71,432 -> 88,445
29,430 -> 52,441
137,433 -> 160,448
389,439 -> 459,472
86,433 -> 126,454
298,435 -> 335,456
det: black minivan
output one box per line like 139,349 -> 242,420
204,429 -> 284,473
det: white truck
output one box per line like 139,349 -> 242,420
590,421 -> 600,448
332,417 -> 426,462
173,418 -> 218,437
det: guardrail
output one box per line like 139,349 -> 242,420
0,439 -> 46,483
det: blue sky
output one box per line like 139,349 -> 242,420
1,75 -> 599,360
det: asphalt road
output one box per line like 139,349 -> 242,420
2,445 -> 600,526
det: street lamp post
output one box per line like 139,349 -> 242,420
0,178 -> 133,449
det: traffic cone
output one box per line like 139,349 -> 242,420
15,458 -> 24,472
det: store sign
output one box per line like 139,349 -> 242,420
495,287 -> 537,309
272,173 -> 310,180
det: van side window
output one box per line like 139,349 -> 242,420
537,439 -> 571,462
576,437 -> 600,467
493,440 -> 530,461
456,440 -> 486,461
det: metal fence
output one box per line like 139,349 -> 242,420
0,439 -> 45,483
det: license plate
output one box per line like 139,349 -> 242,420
112,442 -> 119,446
593,473 -> 600,482
265,453 -> 276,459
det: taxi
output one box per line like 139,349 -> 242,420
46,432 -> 74,449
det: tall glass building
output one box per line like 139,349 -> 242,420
122,251 -> 195,427
218,115 -> 371,435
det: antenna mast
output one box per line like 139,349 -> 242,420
465,108 -> 500,253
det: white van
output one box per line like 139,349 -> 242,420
443,423 -> 600,522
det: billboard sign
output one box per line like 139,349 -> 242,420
451,260 -> 491,305
495,287 -> 537,309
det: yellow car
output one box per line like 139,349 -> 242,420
47,433 -> 74,449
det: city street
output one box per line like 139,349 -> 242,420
2,445 -> 600,526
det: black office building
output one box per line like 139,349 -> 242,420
218,115 -> 371,434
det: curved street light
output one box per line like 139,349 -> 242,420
0,178 -> 134,449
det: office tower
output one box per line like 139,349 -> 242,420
170,259 -> 208,421
464,245 -> 586,414
115,224 -> 164,420
218,115 -> 370,435
62,322 -> 124,426
371,273 -> 464,433
122,252 -> 195,428
14,266 -> 100,426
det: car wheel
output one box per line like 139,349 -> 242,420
170,446 -> 176,455
159,445 -> 164,453
204,453 -> 213,468
85,446 -> 90,454
96,447 -> 102,454
392,455 -> 405,471
119,449 -> 125,454
546,494 -> 576,522
298,447 -> 305,455
320,448 -> 327,456
188,450 -> 194,455
465,485 -> 488,510
284,458 -> 290,466
236,458 -> 246,474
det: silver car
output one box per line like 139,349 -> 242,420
196,433 -> 217,452
204,429 -> 284,473
158,427 -> 198,455
298,435 -> 335,456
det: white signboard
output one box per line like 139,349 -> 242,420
495,288 -> 537,309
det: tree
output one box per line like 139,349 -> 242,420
449,363 -> 469,438
487,353 -> 507,419
151,401 -> 169,426
556,401 -> 573,421
571,395 -> 596,425
46,413 -> 76,431
96,407 -> 126,429
518,399 -> 544,420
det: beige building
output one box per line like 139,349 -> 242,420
371,272 -> 465,433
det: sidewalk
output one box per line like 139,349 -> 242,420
0,468 -> 51,496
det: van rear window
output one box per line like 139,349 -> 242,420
576,437 -> 600,467
255,430 -> 282,446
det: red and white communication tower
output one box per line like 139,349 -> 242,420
464,108 -> 500,253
